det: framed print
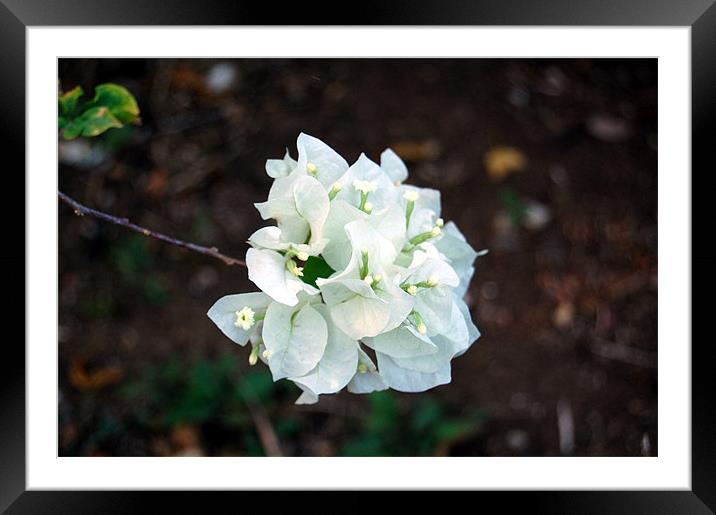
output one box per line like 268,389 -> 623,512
1,0 -> 711,512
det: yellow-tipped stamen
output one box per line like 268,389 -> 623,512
306,162 -> 317,175
358,363 -> 369,374
286,258 -> 304,277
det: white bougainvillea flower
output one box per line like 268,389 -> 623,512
375,298 -> 475,392
207,292 -> 273,346
317,220 -> 413,339
321,200 -> 405,272
255,173 -> 330,246
289,304 -> 359,403
246,247 -> 319,306
262,295 -> 328,381
208,133 -> 484,403
333,153 -> 399,213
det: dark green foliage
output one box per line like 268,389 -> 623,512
121,358 -> 298,438
341,391 -> 486,456
59,83 -> 140,140
499,187 -> 527,227
300,255 -> 336,287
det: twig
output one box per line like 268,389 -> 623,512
244,400 -> 284,457
58,191 -> 246,267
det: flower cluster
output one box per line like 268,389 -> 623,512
208,133 -> 484,404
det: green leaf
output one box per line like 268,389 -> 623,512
59,85 -> 84,117
61,120 -> 84,140
78,106 -> 123,137
85,83 -> 140,124
58,82 -> 140,139
300,255 -> 335,287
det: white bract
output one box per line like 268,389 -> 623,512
208,133 -> 484,404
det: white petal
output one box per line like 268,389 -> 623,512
369,204 -> 408,255
328,294 -> 390,340
380,148 -> 409,183
375,277 -> 415,333
290,305 -> 359,395
265,149 -> 297,178
376,352 -> 451,393
345,219 -> 397,268
453,296 -> 481,357
335,153 -> 398,210
407,252 -> 460,288
294,384 -> 319,405
262,302 -> 328,380
414,285 -> 455,336
246,248 -> 299,306
293,175 -> 330,246
348,347 -> 387,394
363,324 -> 437,359
206,292 -> 272,346
434,222 -> 478,293
322,200 -> 366,271
318,276 -> 379,305
296,133 -> 348,188
248,226 -> 289,251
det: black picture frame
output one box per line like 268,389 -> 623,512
1,1 -> 709,512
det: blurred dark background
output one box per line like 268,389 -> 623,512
58,58 -> 657,457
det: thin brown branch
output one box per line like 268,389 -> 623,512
244,400 -> 284,457
58,190 -> 246,267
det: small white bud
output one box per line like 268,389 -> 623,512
403,190 -> 420,202
417,322 -> 427,335
407,285 -> 418,296
435,217 -> 444,228
373,274 -> 382,284
331,181 -> 343,192
353,179 -> 377,194
296,251 -> 309,261
306,162 -> 317,174
262,349 -> 271,359
234,306 -> 256,331
426,275 -> 438,287
248,350 -> 258,366
431,226 -> 442,237
363,201 -> 373,213
363,275 -> 374,286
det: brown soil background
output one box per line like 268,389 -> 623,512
58,58 -> 657,457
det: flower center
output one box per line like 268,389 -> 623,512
234,306 -> 256,330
